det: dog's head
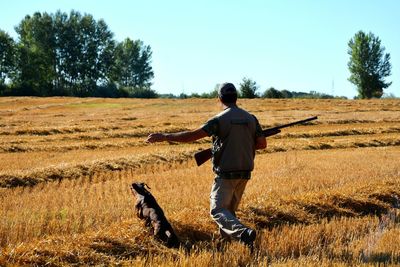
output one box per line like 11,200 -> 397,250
130,182 -> 151,197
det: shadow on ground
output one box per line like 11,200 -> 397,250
243,191 -> 400,229
90,236 -> 146,259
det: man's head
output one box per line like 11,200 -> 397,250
218,82 -> 238,104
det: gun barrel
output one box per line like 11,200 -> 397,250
268,116 -> 318,131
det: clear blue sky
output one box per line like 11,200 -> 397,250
2,0 -> 399,98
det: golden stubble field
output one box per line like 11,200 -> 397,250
0,97 -> 399,266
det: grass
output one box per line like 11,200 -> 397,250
0,97 -> 399,266
66,102 -> 124,109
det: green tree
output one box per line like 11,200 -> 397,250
348,31 -> 392,99
281,89 -> 293,98
128,86 -> 158,98
112,38 -> 154,88
201,85 -> 218,98
53,10 -> 83,95
10,11 -> 153,97
0,30 -> 17,86
15,12 -> 57,96
75,14 -> 115,96
14,11 -> 115,97
262,87 -> 284,98
239,77 -> 258,98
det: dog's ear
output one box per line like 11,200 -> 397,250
143,183 -> 151,190
137,182 -> 151,190
131,182 -> 149,190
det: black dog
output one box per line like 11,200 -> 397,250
130,182 -> 180,248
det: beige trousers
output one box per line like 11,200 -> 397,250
210,178 -> 249,241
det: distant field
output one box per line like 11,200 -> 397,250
0,97 -> 399,266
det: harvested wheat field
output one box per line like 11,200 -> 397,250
0,97 -> 399,266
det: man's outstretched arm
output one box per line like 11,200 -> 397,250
147,128 -> 208,143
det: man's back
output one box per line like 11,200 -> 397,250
211,106 -> 259,174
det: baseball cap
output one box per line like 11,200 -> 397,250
218,83 -> 237,97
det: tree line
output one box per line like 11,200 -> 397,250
175,77 -> 346,99
0,12 -> 393,100
0,11 -> 156,97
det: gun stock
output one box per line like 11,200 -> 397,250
263,128 -> 281,137
194,148 -> 212,166
194,116 -> 317,166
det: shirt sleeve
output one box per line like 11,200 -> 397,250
253,116 -> 264,137
201,117 -> 219,137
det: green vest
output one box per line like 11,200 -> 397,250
212,106 -> 257,175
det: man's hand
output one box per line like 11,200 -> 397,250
147,133 -> 167,143
255,136 -> 267,150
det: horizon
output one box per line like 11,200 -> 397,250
1,0 -> 399,98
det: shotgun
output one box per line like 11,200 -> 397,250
194,116 -> 318,166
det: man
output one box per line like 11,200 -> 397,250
147,82 -> 266,248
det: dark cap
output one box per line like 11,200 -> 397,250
218,83 -> 237,97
